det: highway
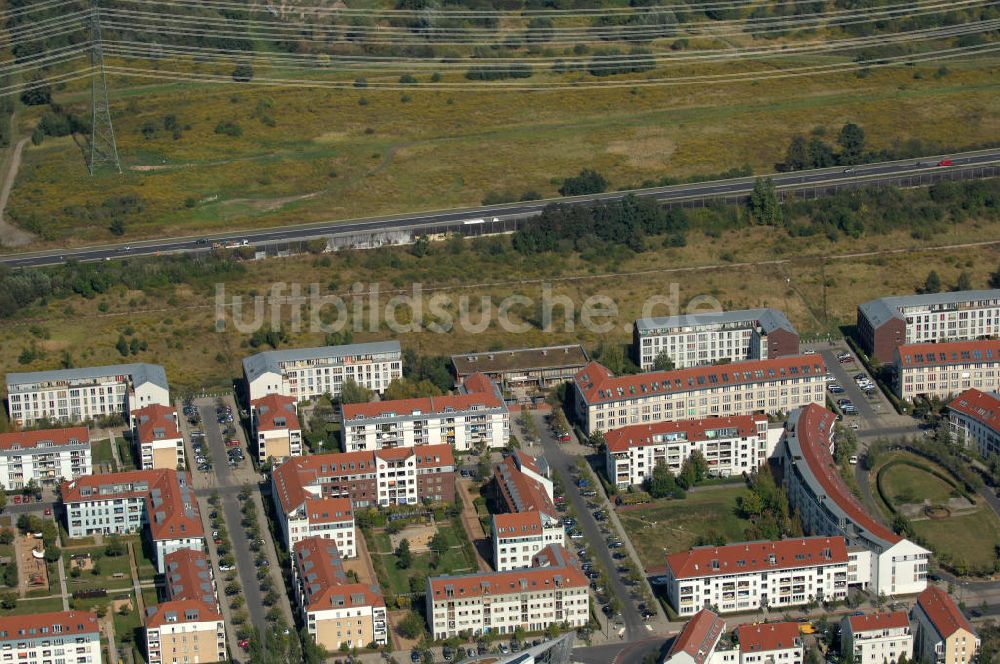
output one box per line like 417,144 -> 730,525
2,148 -> 999,268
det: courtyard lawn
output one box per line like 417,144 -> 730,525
911,509 -> 1000,575
64,547 -> 135,593
879,460 -> 960,507
91,439 -> 114,469
617,485 -> 752,570
0,595 -> 65,616
366,520 -> 478,596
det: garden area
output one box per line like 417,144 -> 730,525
873,451 -> 1000,576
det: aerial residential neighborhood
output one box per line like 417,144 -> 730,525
0,2 -> 998,662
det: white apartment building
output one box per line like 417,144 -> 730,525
858,289 -> 1000,363
425,545 -> 588,640
130,404 -> 185,470
734,623 -> 803,664
243,341 -> 402,402
574,356 -> 825,436
633,308 -> 800,371
603,415 -> 775,489
0,427 -> 91,491
292,536 -> 388,651
780,405 -> 930,596
894,340 -> 1000,401
841,612 -> 913,664
948,388 -> 1000,458
664,609 -> 728,664
250,393 -> 303,463
911,587 -> 979,664
663,537 -> 849,617
492,511 -> 565,571
0,611 -> 101,664
273,494 -> 357,556
341,372 -> 509,452
144,600 -> 226,664
61,469 -> 204,572
6,363 -> 169,427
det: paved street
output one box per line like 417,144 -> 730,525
533,413 -> 647,641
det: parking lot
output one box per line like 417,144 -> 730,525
819,346 -> 889,431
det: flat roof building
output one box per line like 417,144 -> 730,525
633,308 -> 799,371
857,289 -> 1000,363
6,363 -> 169,427
451,344 -> 590,396
243,341 -> 402,402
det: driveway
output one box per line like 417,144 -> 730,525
532,413 -> 647,641
819,349 -> 879,426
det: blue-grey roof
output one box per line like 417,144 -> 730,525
858,289 -> 1000,329
242,341 -> 401,382
635,307 -> 796,335
6,363 -> 168,392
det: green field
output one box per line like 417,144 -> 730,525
617,485 -> 752,570
367,521 -> 478,596
912,510 -> 1000,575
0,595 -> 65,616
880,462 -> 961,507
65,547 -> 135,593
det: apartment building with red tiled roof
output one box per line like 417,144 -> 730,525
0,611 -> 101,664
250,393 -> 303,463
0,427 -> 91,491
841,612 -> 913,664
130,404 -> 184,470
894,339 -> 1000,401
948,388 -> 1000,459
912,587 -> 979,664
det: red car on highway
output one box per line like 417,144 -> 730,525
938,159 -> 953,166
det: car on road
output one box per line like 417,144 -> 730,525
238,639 -> 249,649
197,464 -> 212,472
219,563 -> 234,571
938,159 -> 953,166
828,384 -> 845,394
225,440 -> 240,448
498,643 -> 510,654
410,651 -> 421,663
44,507 -> 51,516
558,433 -> 572,442
612,551 -> 626,559
842,168 -> 855,174
12,496 -> 19,504
581,489 -> 597,497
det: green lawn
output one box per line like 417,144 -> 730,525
116,437 -> 138,471
91,438 -> 114,468
912,509 -> 1000,575
64,547 -> 135,593
618,485 -> 752,570
0,595 -> 65,616
367,520 -> 478,596
880,460 -> 960,506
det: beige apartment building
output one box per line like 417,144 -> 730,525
251,393 -> 303,463
131,404 -> 185,470
912,587 -> 979,664
145,599 -> 227,664
574,356 -> 826,436
893,340 -> 1000,401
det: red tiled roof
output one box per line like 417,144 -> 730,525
0,611 -> 99,641
428,564 -> 587,600
790,404 -> 901,545
271,445 -> 455,514
666,609 -> 726,664
605,415 -> 768,452
0,427 -> 89,451
493,511 -> 543,536
251,393 -> 300,431
848,611 -> 910,633
164,549 -> 215,604
738,622 -> 801,653
666,537 -> 848,580
949,388 -> 1000,434
60,469 -> 203,541
342,376 -> 503,420
916,586 -> 975,639
293,536 -> 384,611
145,599 -> 223,629
575,355 -> 826,405
305,497 -> 354,524
895,340 -> 1000,369
513,450 -> 544,476
132,404 -> 180,443
494,455 -> 556,517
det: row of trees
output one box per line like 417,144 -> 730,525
780,123 -> 867,171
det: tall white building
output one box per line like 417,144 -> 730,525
61,469 -> 204,572
574,356 -> 826,436
130,404 -> 185,470
426,544 -> 588,640
734,623 -> 803,664
894,339 -> 1000,401
858,289 -> 1000,363
948,388 -> 1000,458
663,537 -> 850,617
603,415 -> 774,489
341,373 -> 509,452
780,405 -> 930,596
251,393 -> 303,463
492,511 -> 566,572
6,363 -> 169,427
841,612 -> 913,664
0,427 -> 91,491
633,308 -> 800,371
0,611 -> 102,664
243,341 -> 402,402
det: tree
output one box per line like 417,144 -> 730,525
589,430 -> 607,450
115,335 -> 129,357
395,539 -> 412,569
43,545 -> 61,563
429,533 -> 447,555
232,63 -> 254,82
559,169 -> 608,196
648,462 -> 679,499
397,611 -> 425,639
989,263 -> 1000,288
105,534 -> 125,557
807,137 -> 836,168
955,271 -> 972,291
783,135 -> 809,171
924,270 -> 942,294
0,489 -> 6,513
837,122 -> 866,164
108,218 -> 126,236
339,378 -> 373,404
652,351 -> 675,371
748,177 -> 782,226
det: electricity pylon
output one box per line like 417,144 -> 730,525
88,0 -> 121,175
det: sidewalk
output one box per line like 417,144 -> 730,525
455,479 -> 492,572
